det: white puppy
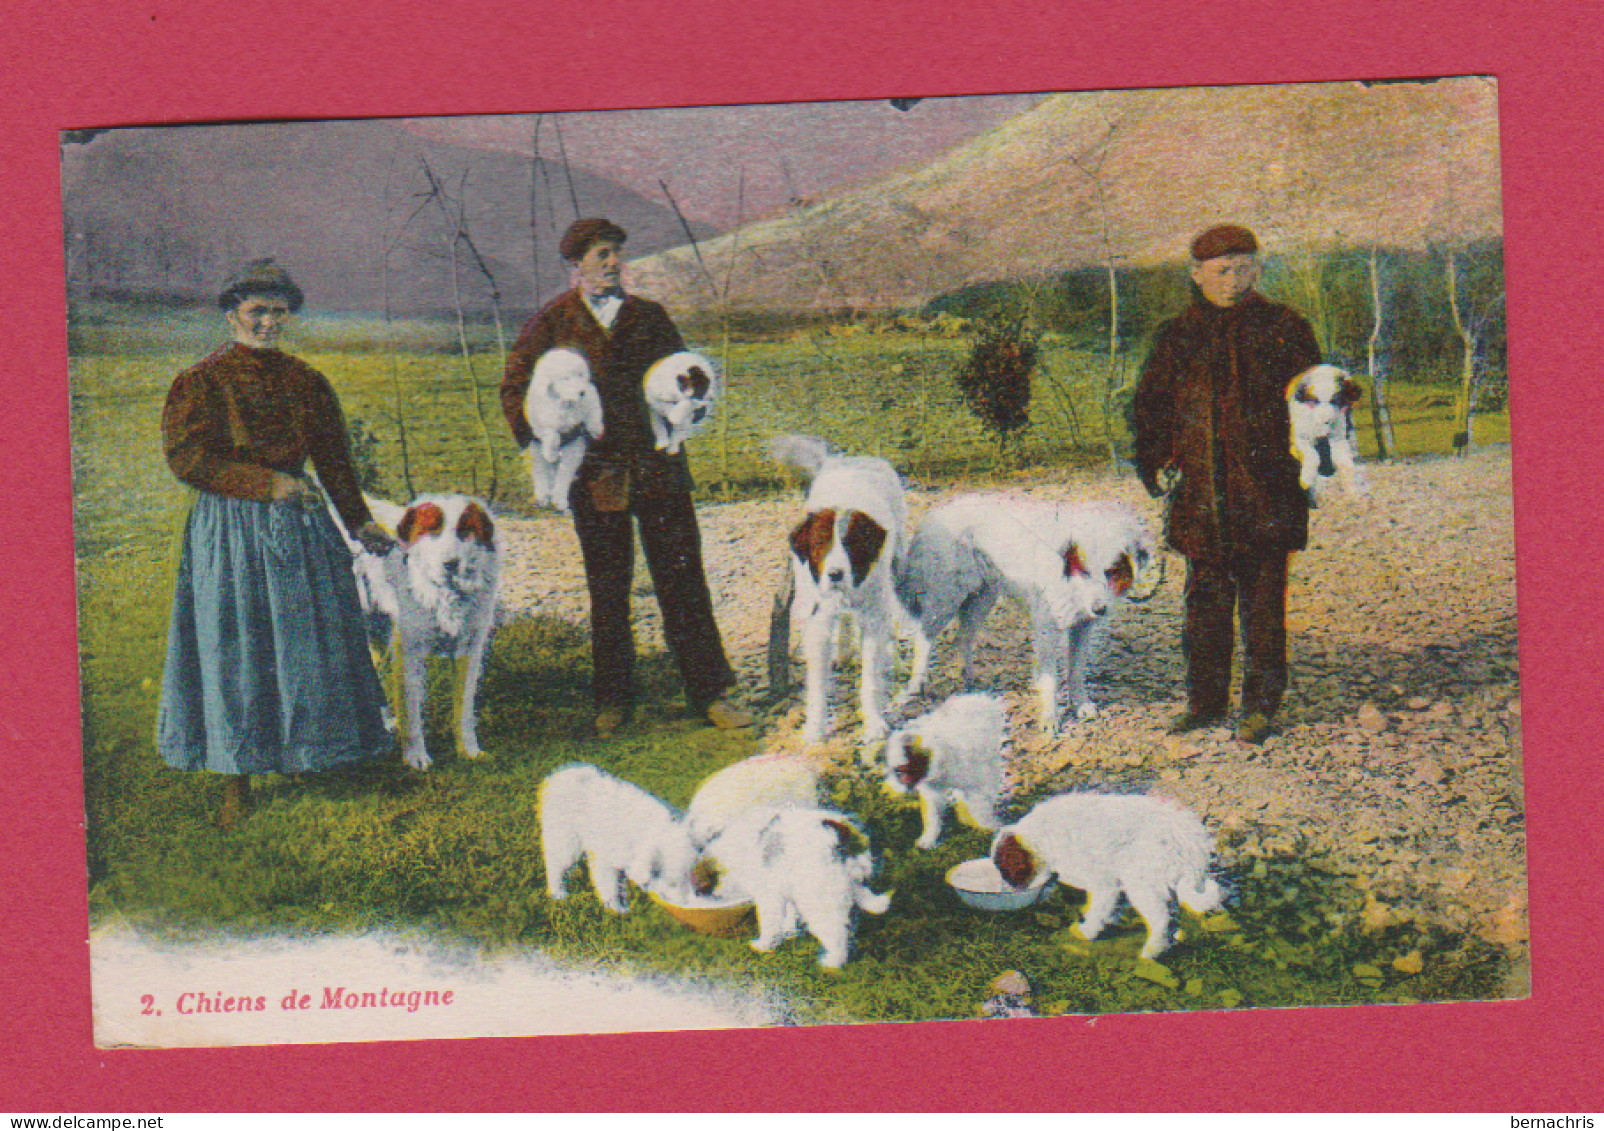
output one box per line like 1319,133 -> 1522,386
539,763 -> 701,913
898,495 -> 1157,734
775,434 -> 911,745
992,793 -> 1223,960
698,807 -> 892,968
344,493 -> 503,771
883,693 -> 1007,849
1288,363 -> 1366,500
643,350 -> 721,455
684,752 -> 821,843
524,347 -> 604,514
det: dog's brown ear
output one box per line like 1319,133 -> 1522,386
1105,552 -> 1134,596
456,502 -> 496,547
790,509 -> 836,581
681,365 -> 712,399
823,817 -> 869,858
842,511 -> 888,585
993,833 -> 1036,890
1063,543 -> 1086,578
690,857 -> 722,897
895,738 -> 931,788
397,502 -> 445,546
1339,378 -> 1363,407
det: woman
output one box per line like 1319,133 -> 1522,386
157,259 -> 395,827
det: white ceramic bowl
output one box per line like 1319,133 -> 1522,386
946,857 -> 1056,911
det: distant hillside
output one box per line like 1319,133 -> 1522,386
61,118 -> 717,315
628,78 -> 1502,314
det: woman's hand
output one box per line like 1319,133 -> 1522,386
270,472 -> 317,504
356,521 -> 396,556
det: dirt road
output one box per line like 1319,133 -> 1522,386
497,446 -> 1525,961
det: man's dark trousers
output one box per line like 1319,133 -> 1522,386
1183,550 -> 1290,720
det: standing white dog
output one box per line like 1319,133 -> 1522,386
350,493 -> 503,770
643,350 -> 721,455
775,435 -> 911,744
524,347 -> 604,514
539,763 -> 702,913
698,807 -> 892,968
1288,363 -> 1366,500
898,495 -> 1158,734
883,693 -> 1008,849
991,792 -> 1223,960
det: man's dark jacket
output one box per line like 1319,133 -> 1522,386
1132,290 -> 1320,558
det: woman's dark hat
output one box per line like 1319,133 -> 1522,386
1190,225 -> 1259,262
218,259 -> 305,312
560,218 -> 628,263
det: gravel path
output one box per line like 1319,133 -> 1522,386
496,446 -> 1525,963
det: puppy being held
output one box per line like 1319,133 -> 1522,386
1288,363 -> 1366,502
643,350 -> 721,455
539,763 -> 702,913
697,807 -> 891,969
343,492 -> 503,771
883,692 -> 1008,849
992,792 -> 1223,960
524,347 -> 604,514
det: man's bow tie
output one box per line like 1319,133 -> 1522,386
589,287 -> 624,301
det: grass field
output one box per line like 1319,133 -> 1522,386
72,302 -> 1511,1025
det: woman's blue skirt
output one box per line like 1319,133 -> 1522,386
157,492 -> 393,774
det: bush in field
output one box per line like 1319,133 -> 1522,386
956,314 -> 1037,452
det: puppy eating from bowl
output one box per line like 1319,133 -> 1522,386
882,692 -> 1008,849
991,792 -> 1223,960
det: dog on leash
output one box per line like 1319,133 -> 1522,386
346,493 -> 503,770
883,693 -> 1008,849
524,347 -> 604,513
1288,363 -> 1366,501
539,763 -> 702,913
643,350 -> 720,455
992,792 -> 1223,960
775,435 -> 911,745
897,495 -> 1158,735
697,807 -> 892,968
684,752 -> 822,843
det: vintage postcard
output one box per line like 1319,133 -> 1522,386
67,77 -> 1521,1050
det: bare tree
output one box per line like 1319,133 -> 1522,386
1441,244 -> 1506,455
1065,111 -> 1133,468
1365,246 -> 1398,461
416,156 -> 504,498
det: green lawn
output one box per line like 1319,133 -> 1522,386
72,306 -> 1510,1024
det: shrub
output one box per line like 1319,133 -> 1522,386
955,314 -> 1037,450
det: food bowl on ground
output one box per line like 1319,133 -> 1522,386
946,857 -> 1056,912
648,890 -> 757,937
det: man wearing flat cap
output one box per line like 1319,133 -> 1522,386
1132,224 -> 1321,744
501,218 -> 749,734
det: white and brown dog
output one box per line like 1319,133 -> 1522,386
696,807 -> 892,969
352,493 -> 503,770
897,495 -> 1158,735
539,763 -> 702,913
644,350 -> 721,455
1289,363 -> 1366,500
992,792 -> 1223,960
883,692 -> 1007,849
524,347 -> 604,514
775,435 -> 911,745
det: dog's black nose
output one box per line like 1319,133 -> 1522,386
828,567 -> 846,583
